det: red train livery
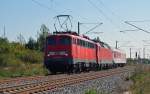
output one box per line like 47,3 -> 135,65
44,32 -> 126,73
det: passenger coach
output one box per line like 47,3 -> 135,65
113,49 -> 126,67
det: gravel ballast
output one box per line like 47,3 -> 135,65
45,67 -> 135,94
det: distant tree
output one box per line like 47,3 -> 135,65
95,37 -> 101,42
93,37 -> 101,43
0,37 -> 9,44
0,37 -> 9,54
37,24 -> 49,51
25,37 -> 37,50
17,33 -> 26,45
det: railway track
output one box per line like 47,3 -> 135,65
0,66 -> 134,94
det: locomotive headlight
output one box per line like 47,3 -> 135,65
47,51 -> 55,56
47,51 -> 68,56
59,51 -> 68,56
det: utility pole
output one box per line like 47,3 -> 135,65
3,25 -> 6,38
143,47 -> 145,59
135,52 -> 138,59
115,41 -> 118,49
130,48 -> 132,59
78,22 -> 80,35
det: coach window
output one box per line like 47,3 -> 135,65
72,38 -> 74,44
89,43 -> 91,48
85,41 -> 88,47
74,39 -> 77,44
83,40 -> 85,47
90,43 -> 92,48
88,43 -> 90,48
73,38 -> 76,44
77,39 -> 80,45
78,39 -> 80,45
93,44 -> 95,48
91,43 -> 93,48
82,40 -> 84,46
80,40 -> 82,46
75,39 -> 77,44
92,43 -> 94,48
114,53 -> 116,58
89,42 -> 91,48
87,42 -> 89,48
84,41 -> 86,47
82,40 -> 84,47
89,43 -> 92,48
81,40 -> 83,46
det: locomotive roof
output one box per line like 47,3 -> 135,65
47,31 -> 113,49
93,39 -> 111,49
48,31 -> 95,43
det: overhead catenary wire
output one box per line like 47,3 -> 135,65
97,0 -> 123,22
31,0 -> 51,10
125,21 -> 150,34
87,0 -> 121,30
84,22 -> 103,34
97,0 -> 138,42
87,0 -> 132,47
49,0 -> 54,9
120,29 -> 140,32
126,20 -> 150,23
87,0 -> 112,24
96,0 -> 143,42
31,0 -> 58,14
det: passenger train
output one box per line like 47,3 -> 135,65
44,32 -> 126,73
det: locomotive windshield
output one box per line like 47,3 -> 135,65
47,36 -> 71,45
47,36 -> 56,45
59,36 -> 71,45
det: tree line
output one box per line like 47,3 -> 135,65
25,24 -> 49,51
0,24 -> 49,52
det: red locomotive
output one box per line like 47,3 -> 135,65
44,32 -> 126,73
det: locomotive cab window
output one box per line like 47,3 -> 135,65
47,37 -> 56,45
59,36 -> 71,45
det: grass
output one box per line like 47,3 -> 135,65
130,64 -> 150,94
85,89 -> 109,94
0,64 -> 48,78
85,89 -> 97,94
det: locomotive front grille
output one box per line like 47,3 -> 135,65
44,58 -> 73,72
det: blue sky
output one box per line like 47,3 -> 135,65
1,0 -> 150,58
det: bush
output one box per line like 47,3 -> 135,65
0,38 -> 46,78
0,52 -> 45,77
18,50 -> 43,63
